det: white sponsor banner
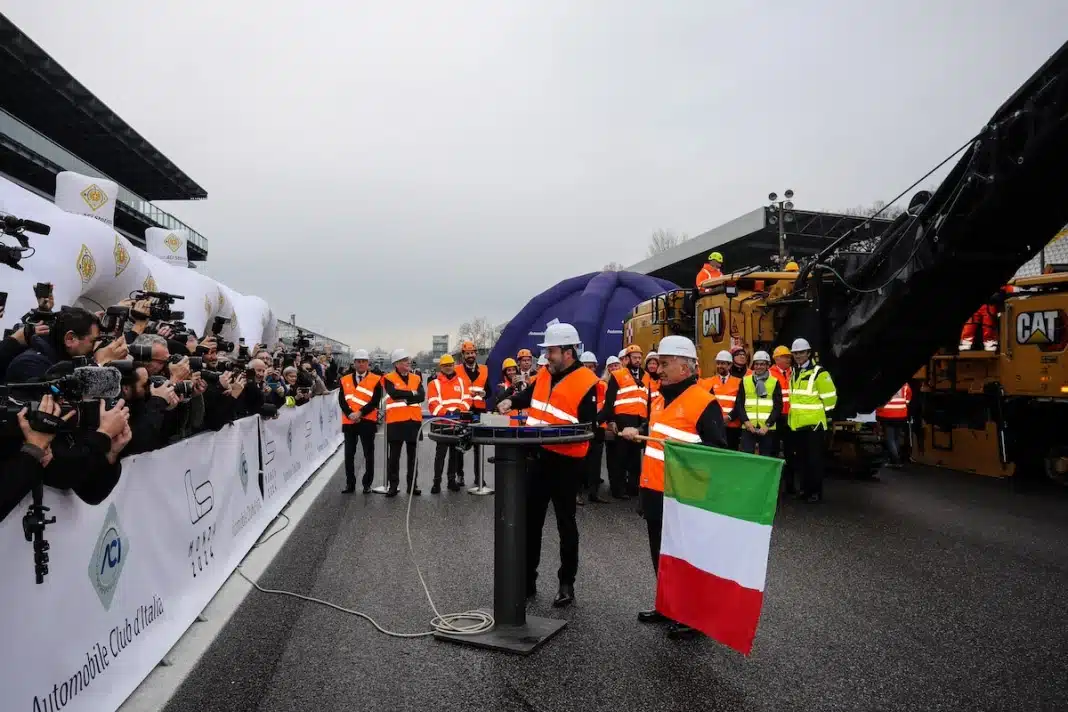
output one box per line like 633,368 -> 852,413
54,171 -> 118,227
0,393 -> 342,712
145,227 -> 189,269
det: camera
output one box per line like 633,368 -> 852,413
0,212 -> 50,271
210,316 -> 234,353
200,369 -> 223,385
131,290 -> 185,322
100,306 -> 130,337
150,375 -> 195,398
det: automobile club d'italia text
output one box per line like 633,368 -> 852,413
32,596 -> 164,711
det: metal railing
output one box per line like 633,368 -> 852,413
0,108 -> 209,253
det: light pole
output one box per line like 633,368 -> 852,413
767,190 -> 795,267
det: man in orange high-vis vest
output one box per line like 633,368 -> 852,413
875,383 -> 912,468
601,343 -> 649,498
428,354 -> 471,493
643,351 -> 661,401
769,345 -> 795,492
456,340 -> 490,489
496,322 -> 599,609
621,335 -> 725,641
338,348 -> 383,494
703,349 -> 743,450
382,348 -> 425,497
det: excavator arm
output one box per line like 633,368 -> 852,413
783,40 -> 1068,415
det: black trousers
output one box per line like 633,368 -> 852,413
779,422 -> 796,492
433,442 -> 462,484
792,426 -> 827,497
639,487 -> 664,574
726,427 -> 742,451
527,451 -> 581,586
455,444 -> 483,486
343,422 -> 377,489
387,440 -> 418,490
584,436 -> 604,492
740,429 -> 777,457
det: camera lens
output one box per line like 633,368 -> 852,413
128,344 -> 153,361
188,356 -> 203,372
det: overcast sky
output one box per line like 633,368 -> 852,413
5,1 -> 1066,353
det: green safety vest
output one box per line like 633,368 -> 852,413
742,374 -> 779,430
787,363 -> 838,430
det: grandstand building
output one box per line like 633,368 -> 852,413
0,13 -> 209,262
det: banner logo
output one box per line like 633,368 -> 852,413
1016,310 -> 1066,352
185,468 -> 214,524
164,233 -> 182,253
701,307 -> 723,339
217,291 -> 225,309
143,274 -> 158,293
204,295 -> 212,318
286,422 -> 294,455
80,183 -> 109,212
76,244 -> 97,284
238,445 -> 249,493
88,503 -> 127,611
114,235 -> 130,276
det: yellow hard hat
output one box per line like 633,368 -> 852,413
772,345 -> 791,358
439,354 -> 455,366
502,357 -> 518,369
784,261 -> 799,272
709,251 -> 724,263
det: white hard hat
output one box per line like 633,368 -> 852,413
390,348 -> 409,363
752,350 -> 771,363
791,338 -> 812,352
606,355 -> 621,366
618,349 -> 627,359
538,322 -> 582,349
352,348 -> 369,360
715,350 -> 732,362
657,336 -> 697,359
645,351 -> 659,362
580,351 -> 598,364
537,354 -> 548,366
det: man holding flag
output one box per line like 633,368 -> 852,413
620,335 -> 726,640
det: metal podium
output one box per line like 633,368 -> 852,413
428,418 -> 593,655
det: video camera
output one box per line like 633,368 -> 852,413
210,316 -> 234,354
295,330 -> 311,351
0,212 -> 50,271
131,290 -> 185,322
0,366 -> 123,429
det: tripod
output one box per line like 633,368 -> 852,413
22,481 -> 54,584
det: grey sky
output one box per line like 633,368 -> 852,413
5,1 -> 1066,353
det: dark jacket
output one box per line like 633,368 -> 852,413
5,335 -> 64,382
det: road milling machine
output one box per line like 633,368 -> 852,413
623,40 -> 1068,480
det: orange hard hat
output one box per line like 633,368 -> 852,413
460,340 -> 477,352
773,345 -> 791,358
517,348 -> 532,358
624,344 -> 642,355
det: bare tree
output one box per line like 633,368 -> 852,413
647,228 -> 689,257
838,200 -> 905,220
603,261 -> 626,271
456,317 -> 498,350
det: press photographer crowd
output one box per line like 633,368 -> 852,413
0,280 -> 341,534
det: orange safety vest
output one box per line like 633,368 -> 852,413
428,373 -> 471,416
642,371 -> 661,402
340,371 -> 381,425
384,372 -> 423,424
696,263 -> 722,287
875,384 -> 912,420
611,368 -> 649,418
640,385 -> 717,492
458,363 -> 490,411
703,374 -> 741,428
500,379 -> 528,426
525,366 -> 600,458
769,365 -> 791,415
596,379 -> 608,430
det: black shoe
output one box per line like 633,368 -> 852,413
638,609 -> 669,623
407,487 -> 422,496
447,480 -> 461,492
576,494 -> 585,506
457,477 -> 466,487
805,493 -> 821,503
341,485 -> 356,494
588,491 -> 607,503
385,488 -> 399,498
430,483 -> 441,494
362,486 -> 372,494
666,622 -> 700,640
613,492 -> 630,501
552,584 -> 575,608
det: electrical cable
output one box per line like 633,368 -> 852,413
235,414 -> 494,639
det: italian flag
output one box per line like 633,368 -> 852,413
655,440 -> 782,655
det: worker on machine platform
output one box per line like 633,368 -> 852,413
700,350 -> 743,450
787,338 -> 838,503
495,322 -> 600,608
620,335 -> 725,640
959,285 -> 1015,352
456,340 -> 490,489
696,251 -> 724,287
427,354 -> 472,493
601,344 -> 650,498
733,350 -> 783,456
579,351 -> 606,504
643,351 -> 661,401
338,348 -> 383,494
875,383 -> 913,468
383,349 -> 425,497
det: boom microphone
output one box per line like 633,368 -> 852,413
0,214 -> 50,235
6,366 -> 122,401
73,366 -> 122,400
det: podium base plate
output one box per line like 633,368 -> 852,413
433,615 -> 567,655
467,485 -> 495,496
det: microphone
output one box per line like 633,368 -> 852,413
72,366 -> 122,400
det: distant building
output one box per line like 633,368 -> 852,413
431,334 -> 449,359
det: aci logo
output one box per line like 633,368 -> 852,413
88,503 -> 127,611
286,422 -> 294,455
238,445 -> 249,494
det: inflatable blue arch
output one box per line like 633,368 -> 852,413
487,270 -> 679,392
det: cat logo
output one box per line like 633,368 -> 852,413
143,274 -> 158,292
701,307 -> 723,339
164,233 -> 182,252
113,235 -> 130,276
76,244 -> 97,284
1016,310 -> 1066,352
81,183 -> 109,212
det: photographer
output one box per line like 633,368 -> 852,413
1,318 -> 49,381
1,395 -> 72,521
117,364 -> 179,455
300,359 -> 329,396
6,307 -> 127,382
235,358 -> 267,418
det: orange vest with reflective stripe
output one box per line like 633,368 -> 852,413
875,384 -> 912,420
458,363 -> 489,411
384,372 -> 423,424
643,372 -> 661,402
611,368 -> 649,418
640,385 -> 717,492
340,371 -> 380,425
525,366 -> 600,458
705,374 -> 741,428
769,365 -> 791,415
428,373 -> 470,416
596,379 -> 608,429
696,264 -> 722,287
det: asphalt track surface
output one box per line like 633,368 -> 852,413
164,446 -> 1068,712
